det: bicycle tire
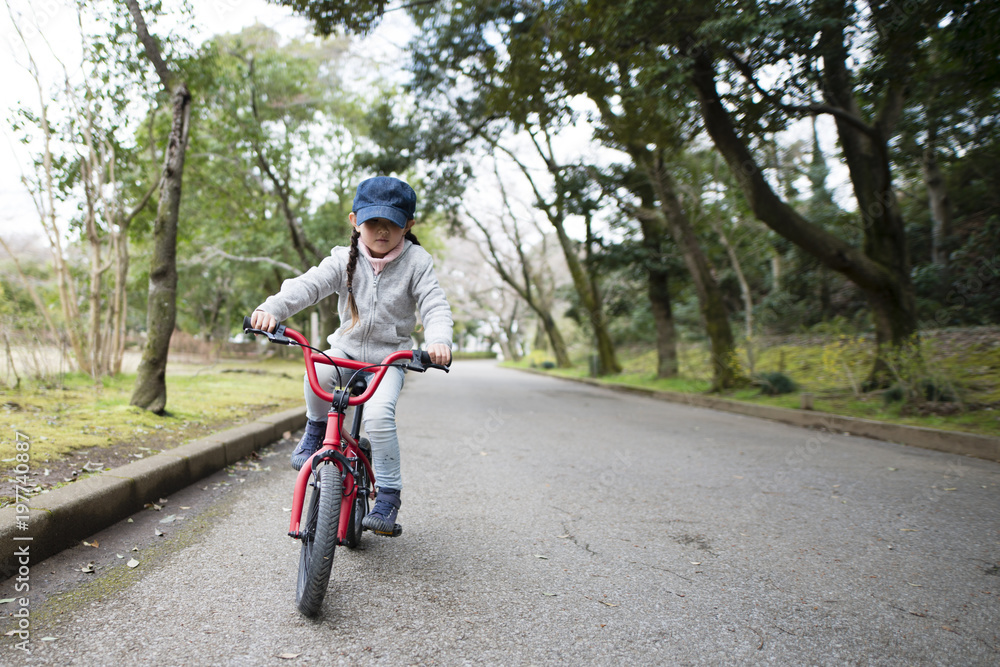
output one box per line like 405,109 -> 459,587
344,438 -> 371,549
295,463 -> 342,616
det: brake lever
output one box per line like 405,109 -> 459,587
242,315 -> 294,345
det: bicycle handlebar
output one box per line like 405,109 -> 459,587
242,316 -> 449,405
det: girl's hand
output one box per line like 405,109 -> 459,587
250,309 -> 277,333
427,343 -> 452,366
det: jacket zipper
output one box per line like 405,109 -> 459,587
363,267 -> 380,360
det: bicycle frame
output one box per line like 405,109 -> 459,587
281,327 -> 415,541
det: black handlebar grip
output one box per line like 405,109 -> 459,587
243,315 -> 253,332
413,349 -> 451,371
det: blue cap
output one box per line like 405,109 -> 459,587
352,176 -> 417,228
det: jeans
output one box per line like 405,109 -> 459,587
304,348 -> 405,491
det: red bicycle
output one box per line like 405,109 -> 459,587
242,317 -> 449,616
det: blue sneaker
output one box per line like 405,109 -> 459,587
291,419 -> 327,471
362,487 -> 402,536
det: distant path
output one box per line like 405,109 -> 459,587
11,361 -> 1000,664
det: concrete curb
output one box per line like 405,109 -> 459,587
514,368 -> 1000,463
0,408 -> 306,578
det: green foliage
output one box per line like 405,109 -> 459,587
753,371 -> 797,396
271,0 -> 388,36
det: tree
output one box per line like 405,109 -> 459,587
462,166 -> 573,368
487,133 -> 621,374
178,26 -> 359,340
124,0 -> 192,412
5,0 -> 158,377
668,0 -> 944,384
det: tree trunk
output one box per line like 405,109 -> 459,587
642,151 -> 738,390
648,264 -> 679,379
713,220 -> 753,339
502,325 -> 521,362
713,219 -> 754,374
131,82 -> 192,413
111,232 -> 129,375
125,0 -> 192,411
538,309 -> 572,367
922,125 -> 951,268
549,216 -> 621,374
634,203 -> 679,378
318,295 -> 340,342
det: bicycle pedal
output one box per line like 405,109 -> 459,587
368,523 -> 403,538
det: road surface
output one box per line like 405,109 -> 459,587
4,362 -> 999,664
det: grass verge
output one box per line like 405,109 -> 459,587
508,330 -> 1000,439
0,357 -> 305,506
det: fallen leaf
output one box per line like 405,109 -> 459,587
557,534 -> 570,539
282,431 -> 292,440
155,528 -> 164,537
278,654 -> 300,660
542,593 -> 557,596
145,503 -> 162,511
127,518 -> 134,523
535,554 -> 549,559
158,498 -> 168,504
160,515 -> 177,524
0,598 -> 16,604
116,554 -> 124,559
887,467 -> 897,471
40,637 -> 57,642
180,506 -> 191,510
599,601 -> 618,607
83,540 -> 99,548
908,583 -> 922,587
282,507 -> 292,512
480,451 -> 488,456
943,488 -> 957,492
127,559 -> 140,568
900,529 -> 918,532
690,561 -> 701,565
79,562 -> 95,574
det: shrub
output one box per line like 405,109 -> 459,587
754,371 -> 798,396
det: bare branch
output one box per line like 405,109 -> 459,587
724,50 -> 878,139
202,246 -> 301,276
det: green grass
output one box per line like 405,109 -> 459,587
508,332 -> 1000,438
0,357 -> 305,469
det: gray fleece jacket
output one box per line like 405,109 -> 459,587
256,240 -> 453,363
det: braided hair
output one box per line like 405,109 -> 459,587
344,227 -> 422,331
345,228 -> 362,330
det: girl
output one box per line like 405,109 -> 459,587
250,176 -> 453,536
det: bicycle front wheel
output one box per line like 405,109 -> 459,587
295,462 -> 342,616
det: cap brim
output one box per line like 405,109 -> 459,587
356,205 -> 409,228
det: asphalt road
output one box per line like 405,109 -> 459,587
5,362 -> 999,665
